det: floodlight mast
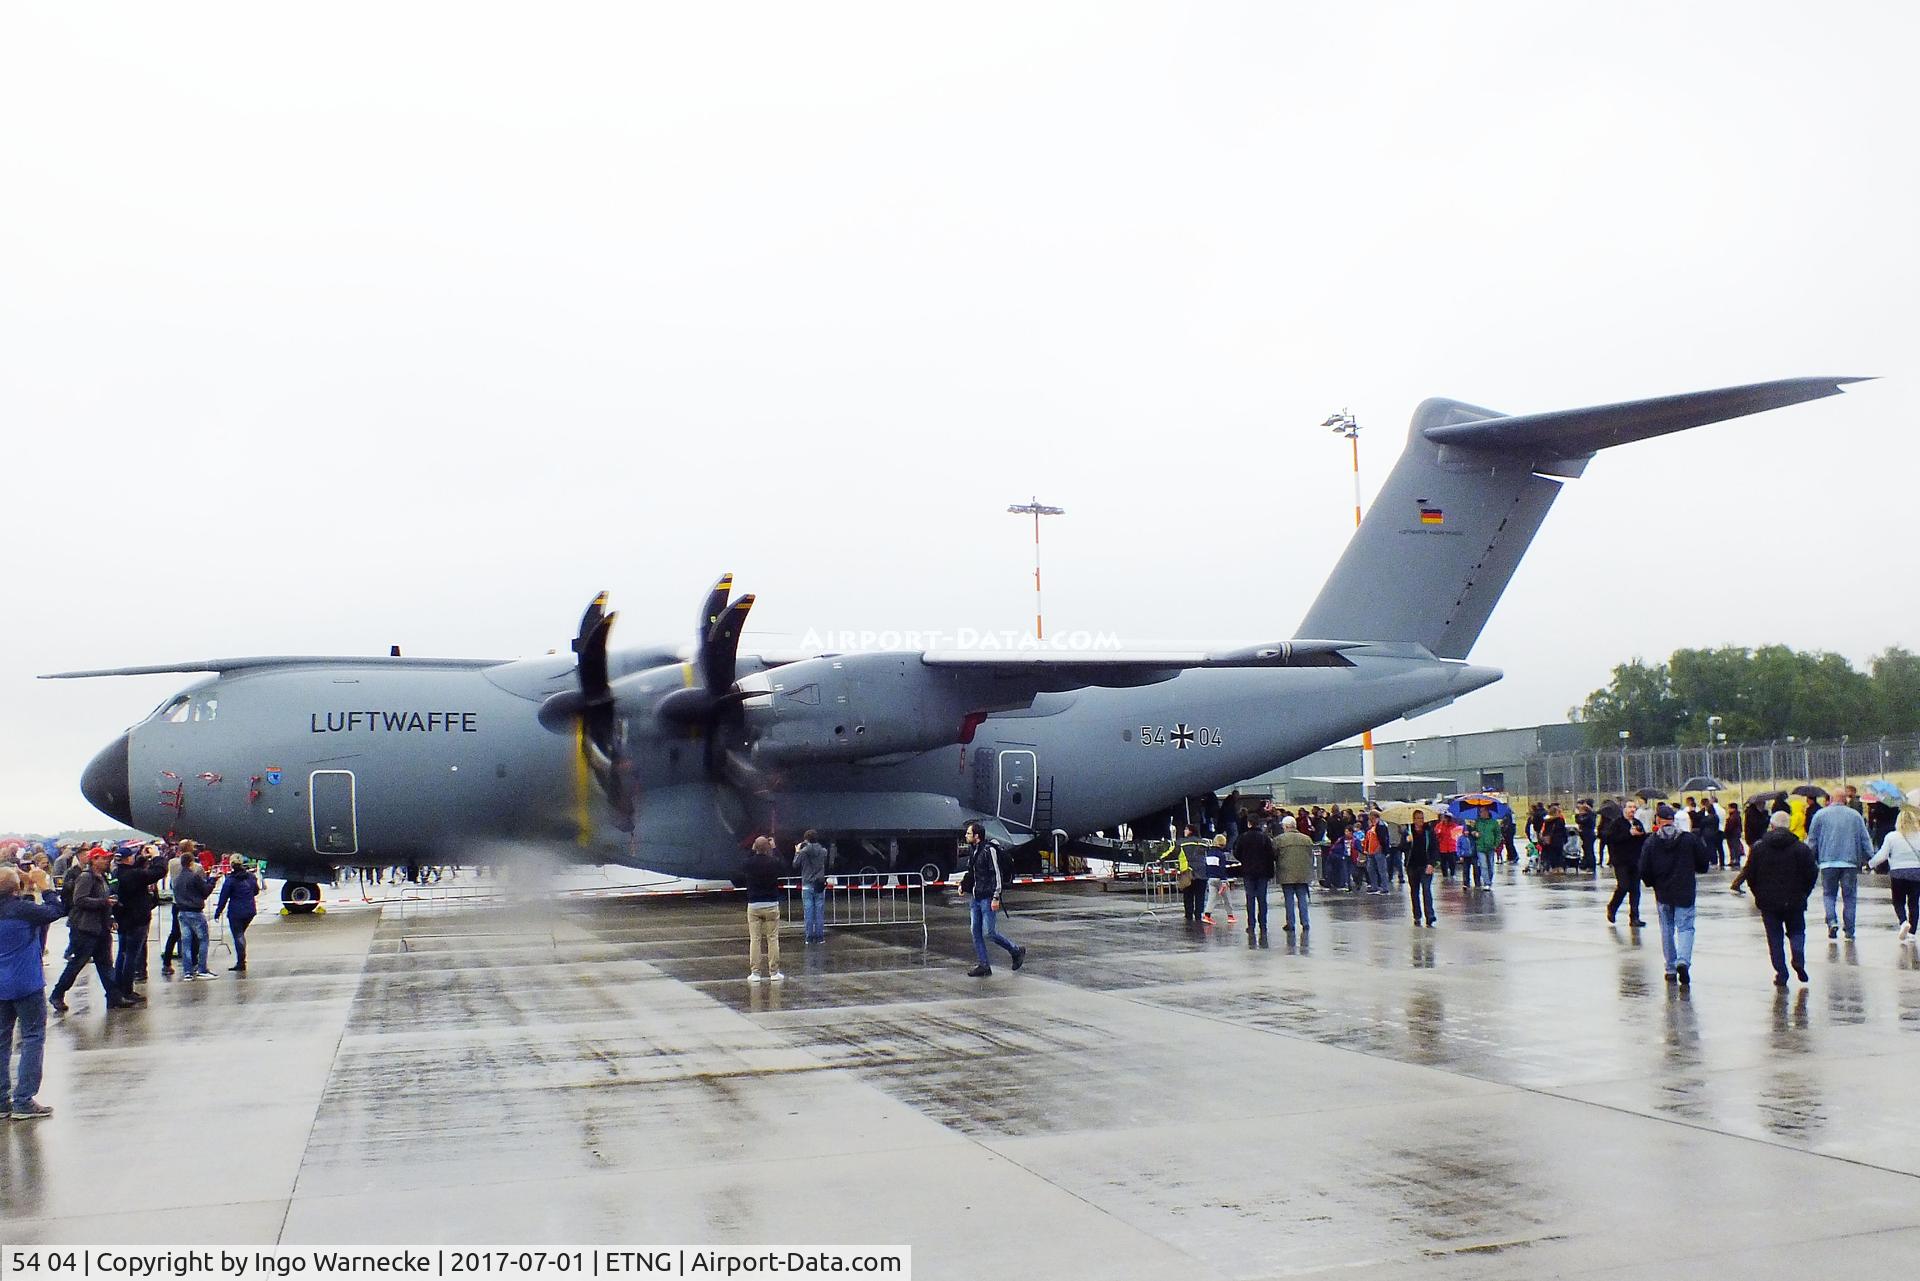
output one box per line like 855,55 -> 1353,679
1007,498 -> 1065,640
1324,410 -> 1376,804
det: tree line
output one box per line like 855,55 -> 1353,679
1579,645 -> 1920,748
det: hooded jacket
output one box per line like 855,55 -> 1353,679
1741,828 -> 1819,913
1640,825 -> 1711,907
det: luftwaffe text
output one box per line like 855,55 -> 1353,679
310,711 -> 478,733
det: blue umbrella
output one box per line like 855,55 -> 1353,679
1862,779 -> 1907,806
1449,795 -> 1512,821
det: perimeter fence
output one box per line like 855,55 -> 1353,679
1522,731 -> 1920,802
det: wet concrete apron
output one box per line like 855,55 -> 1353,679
6,867 -> 1920,1278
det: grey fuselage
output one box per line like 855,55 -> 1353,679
101,647 -> 1497,881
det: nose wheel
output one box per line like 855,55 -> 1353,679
280,880 -> 324,915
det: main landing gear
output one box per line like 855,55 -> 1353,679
280,880 -> 325,915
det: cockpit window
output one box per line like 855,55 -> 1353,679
158,695 -> 190,724
192,696 -> 218,722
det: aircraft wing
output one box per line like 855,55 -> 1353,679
917,641 -> 1358,691
40,656 -> 508,679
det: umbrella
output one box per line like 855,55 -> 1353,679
1791,784 -> 1829,800
1634,787 -> 1667,801
1677,776 -> 1727,793
1862,779 -> 1907,806
1747,790 -> 1787,806
1376,802 -> 1438,825
1448,795 -> 1512,820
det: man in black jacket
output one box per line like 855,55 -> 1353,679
1604,803 -> 1647,927
1233,822 -> 1276,938
1731,812 -> 1818,986
49,847 -> 127,1013
1640,805 -> 1712,986
743,836 -> 785,983
111,847 -> 165,1003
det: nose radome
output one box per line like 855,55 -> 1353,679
80,732 -> 133,826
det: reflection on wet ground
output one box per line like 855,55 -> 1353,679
6,865 -> 1920,1277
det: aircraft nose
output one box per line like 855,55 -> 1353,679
80,732 -> 133,826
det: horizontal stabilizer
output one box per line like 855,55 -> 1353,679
1298,376 -> 1868,660
1423,377 -> 1867,458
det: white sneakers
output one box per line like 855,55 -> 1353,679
1900,922 -> 1913,942
747,972 -> 787,983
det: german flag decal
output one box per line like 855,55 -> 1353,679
1419,507 -> 1445,525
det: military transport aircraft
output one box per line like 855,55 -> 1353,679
49,377 -> 1862,911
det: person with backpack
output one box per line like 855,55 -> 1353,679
1869,806 -> 1920,944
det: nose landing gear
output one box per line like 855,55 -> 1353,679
280,880 -> 324,915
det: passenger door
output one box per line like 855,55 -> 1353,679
310,770 -> 359,855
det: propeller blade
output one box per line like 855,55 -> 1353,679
699,575 -> 733,646
703,594 -> 754,692
572,591 -> 609,655
579,612 -> 617,752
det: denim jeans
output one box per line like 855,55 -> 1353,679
1388,851 -> 1405,886
114,921 -> 148,992
1478,849 -> 1495,884
1,993 -> 47,1109
1760,905 -> 1807,979
970,898 -> 1018,967
1409,873 -> 1435,923
1365,854 -> 1387,891
1243,877 -> 1270,931
800,885 -> 826,941
1821,867 -> 1859,936
1657,903 -> 1697,973
1282,883 -> 1310,931
179,909 -> 210,975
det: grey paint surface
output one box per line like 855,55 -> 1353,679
8,870 -> 1920,1276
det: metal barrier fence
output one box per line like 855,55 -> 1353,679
1140,859 -> 1180,918
780,873 -> 928,947
1522,732 -> 1920,802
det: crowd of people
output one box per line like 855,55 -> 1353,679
1,837 -> 261,1121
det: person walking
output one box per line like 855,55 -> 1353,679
1233,821 -> 1275,938
48,847 -> 126,1012
1273,815 -> 1315,933
742,835 -> 785,982
1869,806 -> 1920,943
793,830 -> 830,944
1640,804 -> 1712,986
1724,801 -> 1746,870
0,867 -> 66,1119
172,852 -> 218,981
1733,812 -> 1817,985
1809,794 -> 1874,940
962,821 -> 1024,976
1362,817 -> 1389,894
1202,834 -> 1237,926
1402,811 -> 1438,926
1436,815 -> 1459,881
1458,821 -> 1484,890
1177,828 -> 1209,922
1605,804 -> 1648,926
213,856 -> 261,972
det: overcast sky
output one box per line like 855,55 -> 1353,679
4,2 -> 1913,831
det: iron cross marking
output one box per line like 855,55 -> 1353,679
1170,723 -> 1197,749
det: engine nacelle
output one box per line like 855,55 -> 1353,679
740,653 -> 985,764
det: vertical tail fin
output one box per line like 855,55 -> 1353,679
1294,378 -> 1865,659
